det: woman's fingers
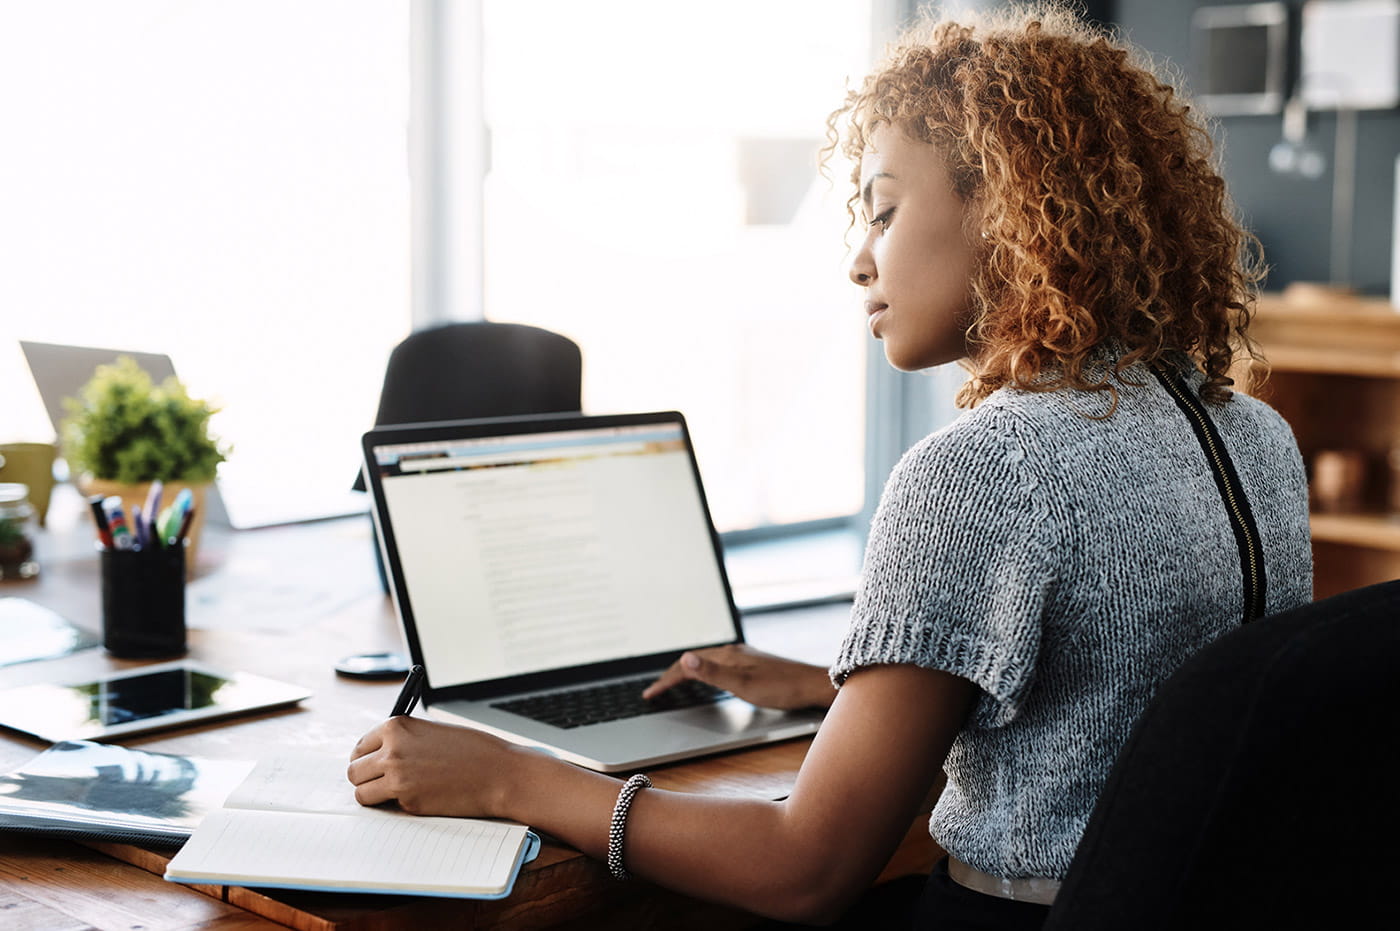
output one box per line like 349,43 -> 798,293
349,726 -> 385,762
641,652 -> 704,700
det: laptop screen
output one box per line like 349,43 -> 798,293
366,415 -> 739,692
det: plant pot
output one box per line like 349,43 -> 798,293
79,478 -> 210,578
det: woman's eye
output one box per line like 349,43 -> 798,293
868,208 -> 894,231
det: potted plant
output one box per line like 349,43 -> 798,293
62,357 -> 228,573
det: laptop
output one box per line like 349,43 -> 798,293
360,411 -> 826,773
20,340 -> 366,528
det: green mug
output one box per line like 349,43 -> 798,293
0,443 -> 58,527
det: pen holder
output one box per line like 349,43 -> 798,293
101,543 -> 187,659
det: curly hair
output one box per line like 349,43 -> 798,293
825,3 -> 1265,407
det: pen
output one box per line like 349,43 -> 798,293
143,480 -> 164,549
174,505 -> 195,545
157,502 -> 177,542
104,497 -> 134,551
390,664 -> 425,716
162,488 -> 193,543
89,495 -> 115,549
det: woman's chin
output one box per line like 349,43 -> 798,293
884,346 -> 943,373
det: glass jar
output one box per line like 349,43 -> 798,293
0,483 -> 39,581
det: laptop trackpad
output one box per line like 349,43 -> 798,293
677,699 -> 813,735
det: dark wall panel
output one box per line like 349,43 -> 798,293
1117,0 -> 1400,294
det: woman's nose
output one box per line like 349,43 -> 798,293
848,248 -> 875,287
845,254 -> 868,287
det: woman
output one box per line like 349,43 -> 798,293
349,7 -> 1312,927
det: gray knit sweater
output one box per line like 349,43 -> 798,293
831,359 -> 1312,880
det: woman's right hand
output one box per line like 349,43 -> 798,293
348,715 -> 525,817
641,643 -> 837,710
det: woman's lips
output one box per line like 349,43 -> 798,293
865,301 -> 888,336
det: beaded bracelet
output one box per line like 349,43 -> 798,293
607,773 -> 651,880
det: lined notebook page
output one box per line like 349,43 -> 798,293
167,808 -> 528,895
222,753 -> 366,816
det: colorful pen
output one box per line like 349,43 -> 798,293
104,497 -> 134,551
156,503 -> 176,541
162,488 -> 193,543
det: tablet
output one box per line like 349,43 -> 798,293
0,661 -> 312,742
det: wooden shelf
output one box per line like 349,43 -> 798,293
1262,346 -> 1400,378
1251,295 -> 1400,378
1310,512 -> 1400,552
1250,291 -> 1400,595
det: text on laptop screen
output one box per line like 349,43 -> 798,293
372,423 -> 737,687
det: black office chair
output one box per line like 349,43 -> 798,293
355,322 -> 583,588
353,321 -> 582,492
1043,579 -> 1400,931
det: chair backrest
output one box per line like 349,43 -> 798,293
353,322 -> 582,491
372,321 -> 582,427
1044,579 -> 1400,930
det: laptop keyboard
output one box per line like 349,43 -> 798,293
492,676 -> 728,730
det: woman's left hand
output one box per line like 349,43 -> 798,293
347,716 -> 518,817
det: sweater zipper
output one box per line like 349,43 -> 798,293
1151,366 -> 1265,623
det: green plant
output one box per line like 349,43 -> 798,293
62,357 -> 228,484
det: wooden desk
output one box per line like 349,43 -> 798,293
0,488 -> 940,929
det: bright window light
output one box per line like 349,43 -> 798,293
481,0 -> 873,532
0,1 -> 409,525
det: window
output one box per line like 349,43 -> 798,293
480,0 -> 877,533
0,1 -> 409,524
3,1 -> 935,553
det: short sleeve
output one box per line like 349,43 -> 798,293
831,408 -> 1059,727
